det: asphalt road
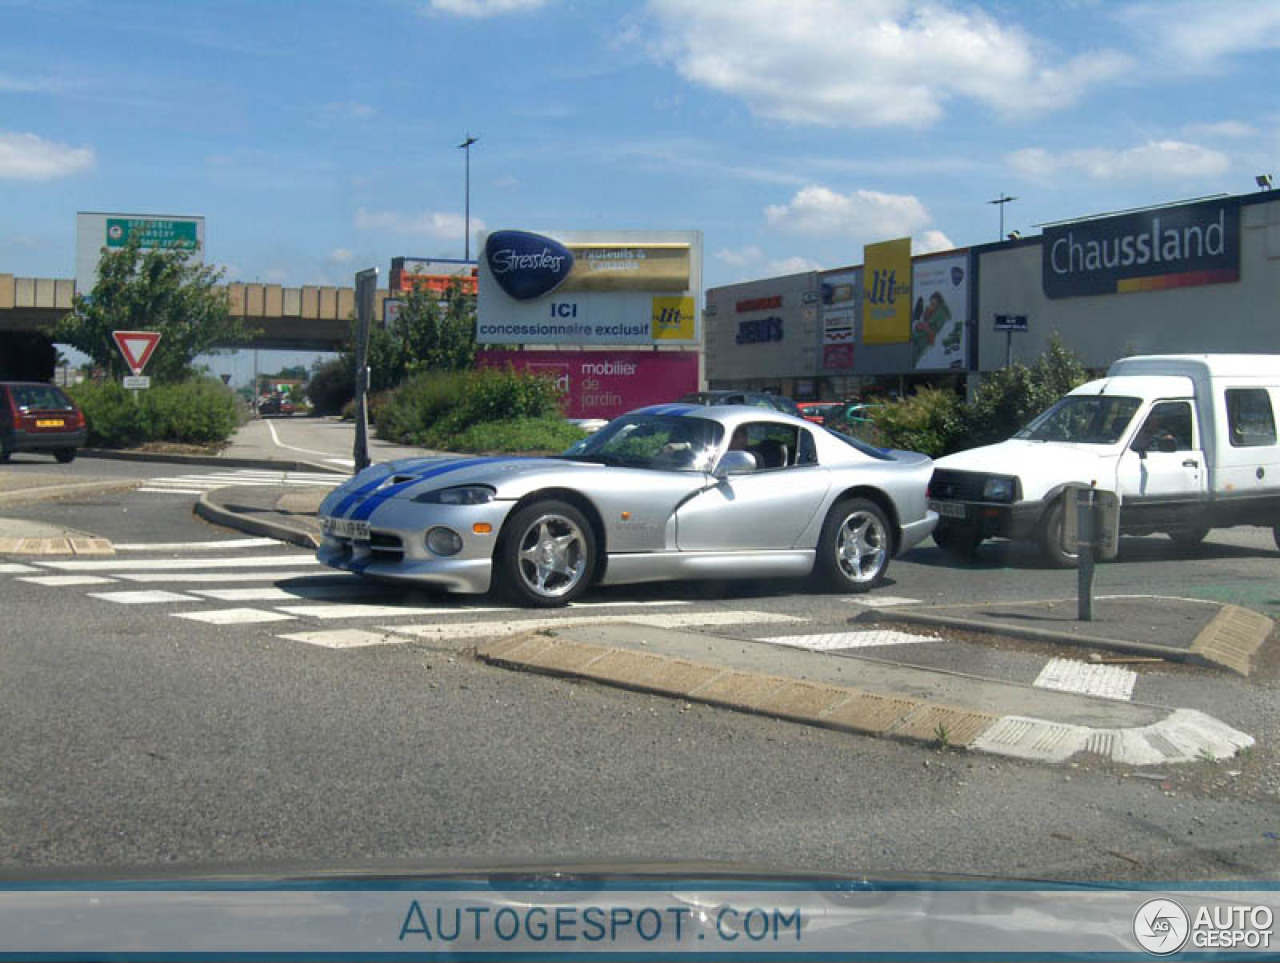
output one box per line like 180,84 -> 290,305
2,482 -> 1280,882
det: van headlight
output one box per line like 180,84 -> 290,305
981,476 -> 1018,502
413,485 -> 495,505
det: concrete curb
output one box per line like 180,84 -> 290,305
194,490 -> 321,550
0,478 -> 142,507
79,448 -> 347,474
851,608 -> 1201,663
477,631 -> 1255,766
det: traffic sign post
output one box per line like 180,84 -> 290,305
993,314 -> 1028,367
112,330 -> 162,400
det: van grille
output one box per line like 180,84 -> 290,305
928,469 -> 986,502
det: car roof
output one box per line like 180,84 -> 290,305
627,403 -> 813,429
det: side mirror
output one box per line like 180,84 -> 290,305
1131,439 -> 1148,460
713,450 -> 757,478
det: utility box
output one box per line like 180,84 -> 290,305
1062,486 -> 1121,560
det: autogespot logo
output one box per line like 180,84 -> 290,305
485,230 -> 575,301
1133,898 -> 1190,956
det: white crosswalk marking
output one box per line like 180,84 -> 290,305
20,575 -> 118,586
0,563 -> 40,574
1033,657 -> 1137,702
115,570 -> 326,583
136,468 -> 345,497
760,630 -> 936,650
175,608 -> 297,625
114,538 -> 278,552
387,610 -> 804,642
41,556 -> 321,572
90,590 -> 199,604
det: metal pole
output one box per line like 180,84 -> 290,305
353,268 -> 378,474
252,348 -> 259,419
1077,489 -> 1096,621
1006,330 -> 1012,368
458,134 -> 478,261
988,193 -> 1017,241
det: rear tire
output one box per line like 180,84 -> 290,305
1169,526 -> 1209,550
54,449 -> 76,464
932,521 -> 982,560
496,499 -> 596,608
1038,498 -> 1078,569
815,497 -> 892,593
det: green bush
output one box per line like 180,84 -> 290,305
376,368 -> 565,449
306,358 -> 354,416
872,388 -> 967,458
68,379 -> 237,448
447,418 -> 587,454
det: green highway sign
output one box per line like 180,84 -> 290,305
105,218 -> 198,250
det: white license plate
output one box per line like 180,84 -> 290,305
323,517 -> 370,540
928,500 -> 967,519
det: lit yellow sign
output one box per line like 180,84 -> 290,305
650,296 -> 696,340
862,238 -> 912,345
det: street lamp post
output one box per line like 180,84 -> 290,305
458,134 -> 478,260
988,193 -> 1017,240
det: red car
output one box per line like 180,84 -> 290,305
797,401 -> 840,425
0,381 -> 88,463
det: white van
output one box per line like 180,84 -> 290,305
928,354 -> 1280,565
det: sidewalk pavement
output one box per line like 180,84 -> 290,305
195,484 -> 329,550
0,473 -> 130,553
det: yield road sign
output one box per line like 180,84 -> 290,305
112,330 -> 162,376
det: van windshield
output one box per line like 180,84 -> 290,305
1014,395 -> 1142,444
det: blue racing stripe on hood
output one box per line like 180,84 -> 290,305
345,457 -> 510,521
330,470 -> 397,520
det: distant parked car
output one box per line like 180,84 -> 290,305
824,403 -> 886,445
0,381 -> 88,463
797,401 -> 841,425
677,390 -> 803,418
257,394 -> 294,416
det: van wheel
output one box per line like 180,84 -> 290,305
933,521 -> 982,560
1037,498 -> 1078,568
1168,527 -> 1209,549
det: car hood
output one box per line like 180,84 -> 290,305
934,439 -> 1112,477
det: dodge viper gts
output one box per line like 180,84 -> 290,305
317,404 -> 937,606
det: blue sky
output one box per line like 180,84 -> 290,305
2,0 -> 1278,382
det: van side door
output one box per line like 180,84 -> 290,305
1116,399 -> 1207,528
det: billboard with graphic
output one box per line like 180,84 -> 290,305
75,212 -> 205,293
476,349 -> 699,419
476,230 -> 702,345
820,268 -> 859,370
862,238 -> 912,345
910,253 -> 969,371
390,257 -> 477,296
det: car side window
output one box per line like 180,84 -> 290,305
1226,388 -> 1277,447
729,422 -> 800,470
1134,401 -> 1195,452
796,429 -> 818,465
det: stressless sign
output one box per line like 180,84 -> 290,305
485,230 -> 575,300
1042,197 -> 1240,299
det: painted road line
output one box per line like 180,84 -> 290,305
846,596 -> 922,608
113,538 -> 278,552
136,488 -> 207,495
0,563 -> 41,573
1033,657 -> 1137,702
567,600 -> 689,609
389,610 -> 805,642
192,587 -> 300,602
88,590 -> 200,604
274,603 -> 513,620
760,630 -> 936,651
174,608 -> 296,625
113,570 -> 329,584
326,458 -> 355,468
42,555 -> 320,572
19,575 -> 119,587
278,629 -> 414,650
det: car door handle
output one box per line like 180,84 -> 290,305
1182,459 -> 1199,468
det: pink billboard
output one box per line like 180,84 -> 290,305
476,349 -> 700,419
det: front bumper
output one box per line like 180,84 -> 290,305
928,499 -> 1045,540
898,512 -> 939,554
316,495 -> 515,595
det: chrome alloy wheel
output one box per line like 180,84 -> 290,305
515,513 -> 589,599
834,508 -> 888,583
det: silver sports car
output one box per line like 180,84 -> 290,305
316,404 -> 938,607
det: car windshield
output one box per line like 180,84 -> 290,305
559,414 -> 723,471
10,385 -> 74,410
1015,395 -> 1143,444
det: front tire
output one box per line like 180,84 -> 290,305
54,448 -> 76,464
815,497 -> 892,593
1038,498 -> 1077,568
1169,526 -> 1209,550
496,499 -> 595,607
933,521 -> 982,560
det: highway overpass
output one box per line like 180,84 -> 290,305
0,273 -> 396,351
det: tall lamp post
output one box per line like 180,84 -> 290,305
458,134 -> 478,260
988,193 -> 1017,240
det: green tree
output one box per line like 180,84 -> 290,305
56,234 -> 255,382
393,278 -> 477,375
965,333 -> 1088,446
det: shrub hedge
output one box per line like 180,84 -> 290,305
68,379 -> 238,448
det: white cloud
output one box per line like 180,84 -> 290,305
914,230 -> 955,255
766,185 -> 931,238
354,207 -> 487,239
1181,120 -> 1258,139
714,245 -> 822,280
428,0 -> 546,16
643,0 -> 1130,128
329,247 -> 356,263
0,130 -> 94,180
1118,1 -> 1280,70
1007,140 -> 1230,183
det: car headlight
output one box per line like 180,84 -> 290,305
412,485 -> 495,505
981,476 -> 1018,502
